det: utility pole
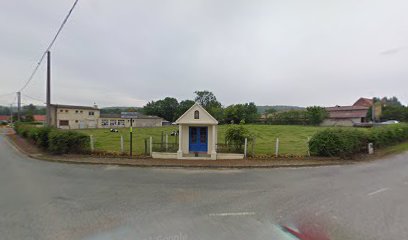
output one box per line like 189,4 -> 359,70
17,92 -> 21,121
10,104 -> 13,124
130,118 -> 133,157
46,50 -> 51,126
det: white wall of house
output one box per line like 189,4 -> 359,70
321,118 -> 361,127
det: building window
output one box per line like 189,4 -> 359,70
194,110 -> 199,119
60,109 -> 63,113
80,110 -> 83,113
110,120 -> 117,126
117,120 -> 125,126
65,110 -> 69,113
101,119 -> 109,126
89,111 -> 94,116
75,110 -> 79,113
59,120 -> 69,126
75,120 -> 78,123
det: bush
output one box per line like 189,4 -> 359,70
368,124 -> 408,148
27,127 -> 41,142
14,123 -> 32,138
14,123 -> 90,154
224,125 -> 253,151
48,130 -> 90,154
36,127 -> 54,149
310,124 -> 408,158
309,128 -> 368,158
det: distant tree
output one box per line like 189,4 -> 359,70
142,101 -> 160,116
175,100 -> 195,120
158,97 -> 179,121
381,105 -> 408,122
224,103 -> 259,124
266,110 -> 308,125
141,97 -> 179,121
194,90 -> 220,109
381,96 -> 402,107
367,96 -> 405,121
22,104 -> 36,122
194,90 -> 223,120
264,108 -> 277,114
306,106 -> 328,125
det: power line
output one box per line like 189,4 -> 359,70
22,94 -> 46,104
18,0 -> 79,92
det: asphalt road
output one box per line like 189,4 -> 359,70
1,129 -> 408,240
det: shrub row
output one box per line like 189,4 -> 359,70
309,124 -> 408,158
14,123 -> 90,154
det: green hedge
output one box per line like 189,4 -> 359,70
14,123 -> 90,154
310,124 -> 408,158
309,128 -> 368,158
48,131 -> 90,154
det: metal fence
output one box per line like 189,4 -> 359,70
151,142 -> 178,153
216,143 -> 245,154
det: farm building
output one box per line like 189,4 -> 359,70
353,97 -> 374,107
322,105 -> 369,126
99,113 -> 164,128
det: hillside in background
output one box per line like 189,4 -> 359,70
256,105 -> 305,113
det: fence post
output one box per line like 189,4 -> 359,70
307,136 -> 311,157
120,135 -> 124,153
90,135 -> 94,152
244,138 -> 248,159
275,138 -> 279,157
149,136 -> 153,157
251,137 -> 256,157
161,131 -> 164,148
144,138 -> 148,155
165,134 -> 168,152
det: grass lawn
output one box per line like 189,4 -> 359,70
76,124 -> 325,156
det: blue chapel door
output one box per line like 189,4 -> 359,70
189,127 -> 208,153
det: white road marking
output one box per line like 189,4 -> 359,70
367,188 -> 389,196
209,212 -> 256,217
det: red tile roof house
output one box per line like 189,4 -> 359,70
33,115 -> 46,122
322,106 -> 370,126
0,115 -> 10,122
353,97 -> 374,107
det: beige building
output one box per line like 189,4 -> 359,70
49,104 -> 163,129
99,113 -> 163,128
49,104 -> 100,129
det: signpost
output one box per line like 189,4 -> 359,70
121,112 -> 140,157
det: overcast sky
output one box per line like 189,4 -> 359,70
1,0 -> 408,108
